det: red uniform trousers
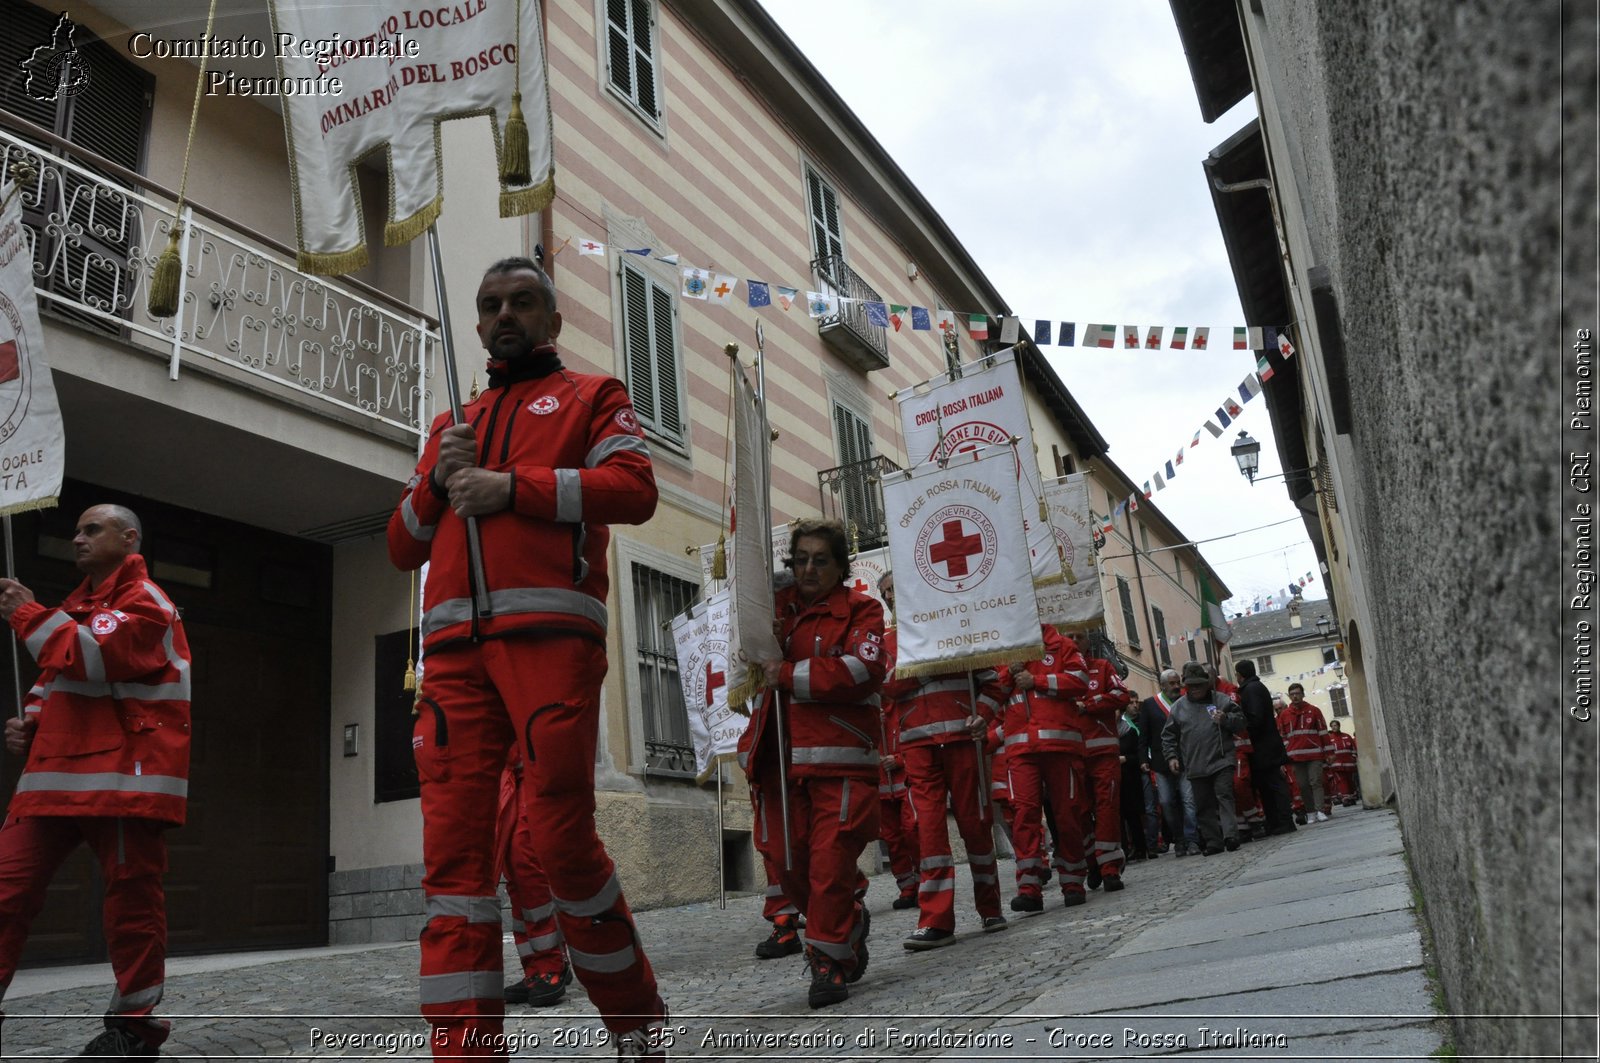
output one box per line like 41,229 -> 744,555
751,774 -> 875,972
415,636 -> 660,1057
1010,752 -> 1087,898
1233,751 -> 1264,829
495,764 -> 566,981
901,742 -> 1001,931
1080,754 -> 1124,878
0,815 -> 169,1045
1283,764 -> 1306,813
877,790 -> 919,899
1326,767 -> 1357,804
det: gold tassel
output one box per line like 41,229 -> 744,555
147,226 -> 183,318
501,92 -> 531,185
402,658 -> 416,692
711,533 -> 727,581
468,372 -> 481,403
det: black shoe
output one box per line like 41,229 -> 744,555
903,926 -> 956,951
1224,837 -> 1240,852
755,916 -> 803,959
1203,846 -> 1224,856
1173,847 -> 1188,858
807,950 -> 849,1008
1102,874 -> 1124,892
1085,865 -> 1102,891
1062,892 -> 1086,908
982,915 -> 1008,933
1010,894 -> 1043,912
1294,812 -> 1307,825
847,904 -> 870,984
891,892 -> 918,910
80,1027 -> 157,1058
1146,848 -> 1159,859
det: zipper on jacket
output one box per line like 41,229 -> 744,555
827,714 -> 875,749
571,524 -> 589,584
498,398 -> 522,463
478,390 -> 510,466
418,696 -> 448,748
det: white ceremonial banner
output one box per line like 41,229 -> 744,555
844,546 -> 890,611
1035,474 -> 1107,632
883,444 -> 1043,678
698,524 -> 793,596
671,590 -> 741,781
725,363 -> 780,706
0,183 -> 63,516
895,351 -> 1060,586
269,0 -> 555,273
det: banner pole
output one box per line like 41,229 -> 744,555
969,670 -> 988,816
424,224 -> 493,619
752,322 -> 792,871
715,760 -> 727,910
4,516 -> 22,720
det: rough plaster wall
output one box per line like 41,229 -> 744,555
1261,2 -> 1591,1054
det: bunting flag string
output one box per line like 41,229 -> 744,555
557,233 -> 1294,357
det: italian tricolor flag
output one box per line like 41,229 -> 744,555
1170,326 -> 1189,349
889,304 -> 908,331
1256,354 -> 1275,382
1233,327 -> 1248,350
968,314 -> 989,340
1085,323 -> 1117,348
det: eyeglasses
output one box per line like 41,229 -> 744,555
789,554 -> 836,570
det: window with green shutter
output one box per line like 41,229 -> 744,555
619,260 -> 684,446
604,0 -> 660,125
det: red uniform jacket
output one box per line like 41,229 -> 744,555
9,554 -> 192,825
999,625 -> 1090,757
388,359 -> 656,650
1078,657 -> 1133,760
882,656 -> 1003,751
1277,702 -> 1332,762
739,583 -> 886,781
1329,730 -> 1358,769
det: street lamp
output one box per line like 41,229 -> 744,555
1231,430 -> 1261,483
1316,616 -> 1331,639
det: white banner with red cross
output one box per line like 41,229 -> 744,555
843,546 -> 890,611
882,444 -> 1043,678
0,182 -> 64,517
671,589 -> 741,782
894,351 -> 1061,587
1035,473 -> 1107,632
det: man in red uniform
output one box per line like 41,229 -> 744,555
0,504 -> 190,1059
1326,719 -> 1359,806
1078,652 -> 1133,891
745,519 -> 885,1008
1002,625 -> 1092,911
1277,683 -> 1333,822
880,578 -> 1006,950
874,575 -> 919,911
495,750 -> 571,1008
388,258 -> 665,1058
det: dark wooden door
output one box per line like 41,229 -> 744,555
1,482 -> 331,965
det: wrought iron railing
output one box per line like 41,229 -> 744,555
810,252 -> 889,371
817,453 -> 902,552
0,123 -> 435,438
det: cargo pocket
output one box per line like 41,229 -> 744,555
32,702 -> 124,760
412,696 -> 452,783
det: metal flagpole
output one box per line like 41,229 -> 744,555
4,516 -> 22,719
715,760 -> 727,909
968,671 -> 989,816
752,322 -> 793,872
425,224 -> 493,619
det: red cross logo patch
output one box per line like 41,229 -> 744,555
528,396 -> 560,415
913,504 -> 998,593
614,407 -> 640,434
90,612 -> 118,636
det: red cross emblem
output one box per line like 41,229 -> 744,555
929,519 -> 983,577
580,241 -> 601,252
713,280 -> 733,299
1194,333 -> 1208,349
704,660 -> 725,707
849,577 -> 870,594
1146,333 -> 1161,348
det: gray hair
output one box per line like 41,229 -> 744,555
1159,668 -> 1180,683
102,504 -> 143,550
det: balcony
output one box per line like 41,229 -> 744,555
817,453 -> 902,552
811,253 -> 889,373
0,121 -> 436,442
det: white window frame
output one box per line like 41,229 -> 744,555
597,0 -> 665,132
615,257 -> 689,455
614,536 -> 702,777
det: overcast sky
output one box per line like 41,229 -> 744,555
762,0 -> 1321,615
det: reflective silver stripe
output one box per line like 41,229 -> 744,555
1036,729 -> 1081,743
791,746 -> 878,767
523,930 -> 562,952
901,718 -> 971,744
554,468 -> 583,523
1046,675 -> 1060,693
425,895 -> 501,923
1003,733 -> 1031,747
1085,736 -> 1119,750
916,677 -> 971,695
516,939 -> 537,957
16,771 -> 187,798
570,943 -> 636,974
972,873 -> 998,885
977,695 -> 1002,713
920,855 -> 955,870
842,656 -> 869,685
401,495 -> 435,541
585,433 -> 651,467
763,885 -> 785,898
52,677 -> 190,702
806,936 -> 856,961
839,778 -> 851,823
109,982 -> 162,1012
523,902 -> 556,924
419,970 -> 503,1004
77,628 -> 106,683
793,660 -> 812,701
24,611 -> 72,659
991,780 -> 1007,792
970,853 -> 995,867
919,878 -> 955,894
1015,858 -> 1042,870
775,904 -> 799,916
552,873 -> 621,918
423,587 -> 609,638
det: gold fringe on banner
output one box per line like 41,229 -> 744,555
725,668 -> 766,711
0,497 -> 59,519
499,0 -> 530,183
297,246 -> 370,276
894,643 -> 1043,681
498,175 -> 556,219
386,197 -> 443,246
1033,572 -> 1066,589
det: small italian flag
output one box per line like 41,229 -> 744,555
1257,354 -> 1275,382
889,304 -> 908,331
968,314 -> 989,340
1233,327 -> 1248,350
1085,323 -> 1116,348
1170,326 -> 1189,350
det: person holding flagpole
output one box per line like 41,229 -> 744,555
388,258 -> 666,1059
746,519 -> 885,1008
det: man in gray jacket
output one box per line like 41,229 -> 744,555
1161,662 -> 1246,855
